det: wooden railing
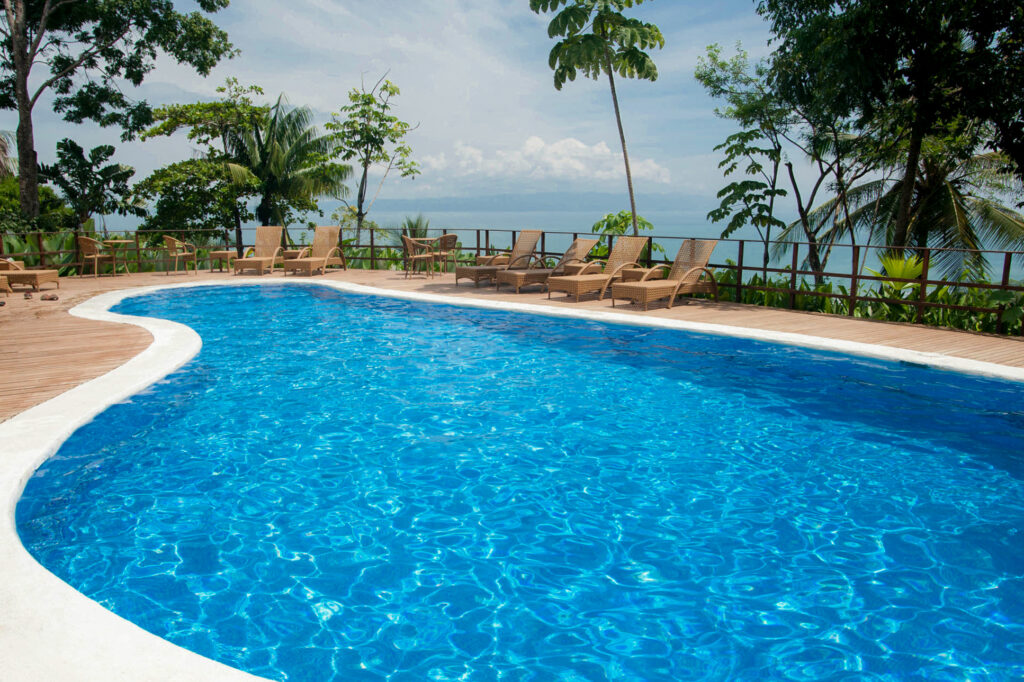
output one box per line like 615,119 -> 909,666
3,227 -> 1022,335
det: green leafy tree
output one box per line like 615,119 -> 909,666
38,138 -> 140,235
134,159 -> 255,246
696,45 -> 789,279
325,76 -> 419,246
143,79 -> 267,254
795,135 -> 1024,281
229,95 -> 351,245
0,0 -> 234,218
0,174 -> 71,232
589,209 -> 662,260
757,0 -> 1024,246
529,0 -> 664,236
698,43 -> 897,282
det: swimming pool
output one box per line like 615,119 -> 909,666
16,284 -> 1024,680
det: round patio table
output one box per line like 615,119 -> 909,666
102,239 -> 134,275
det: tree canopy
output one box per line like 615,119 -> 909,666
38,138 -> 140,232
1,0 -> 234,216
325,77 -> 419,240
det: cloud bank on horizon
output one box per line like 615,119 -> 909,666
9,0 -> 774,211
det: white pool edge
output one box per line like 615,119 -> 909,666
2,278 -> 1022,681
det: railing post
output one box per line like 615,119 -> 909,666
735,240 -> 744,304
370,228 -> 376,270
997,252 -> 1012,335
789,243 -> 798,309
541,232 -> 546,263
485,229 -> 490,255
36,232 -> 45,268
849,245 -> 859,316
475,229 -> 481,261
916,248 -> 929,324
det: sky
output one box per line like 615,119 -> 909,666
4,0 -> 779,222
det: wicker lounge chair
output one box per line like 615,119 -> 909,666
546,235 -> 648,302
0,258 -> 60,291
234,226 -> 284,275
77,236 -> 116,277
610,239 -> 719,310
1,274 -> 10,295
163,236 -> 198,275
401,235 -> 437,278
455,230 -> 542,287
283,225 -> 346,276
495,237 -> 600,293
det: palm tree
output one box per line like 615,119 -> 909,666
530,0 -> 663,236
780,141 -> 1024,281
228,95 -> 351,244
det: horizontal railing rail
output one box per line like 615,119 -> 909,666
3,227 -> 1022,335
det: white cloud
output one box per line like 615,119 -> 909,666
426,136 -> 671,186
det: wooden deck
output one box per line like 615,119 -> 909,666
2,267 -> 1022,421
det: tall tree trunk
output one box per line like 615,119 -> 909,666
9,0 -> 39,217
355,159 -> 370,246
232,202 -> 244,257
603,48 -> 638,236
786,162 -> 824,285
892,116 -> 926,251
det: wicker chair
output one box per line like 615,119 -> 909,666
495,238 -> 599,294
610,239 -> 719,310
546,235 -> 648,302
283,225 -> 346,276
163,236 -> 198,275
434,233 -> 459,273
233,226 -> 284,275
402,235 -> 436,278
77,236 -> 116,277
455,230 -> 543,287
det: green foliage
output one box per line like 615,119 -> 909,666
589,209 -> 663,259
529,0 -> 664,90
134,159 -> 255,245
325,78 -> 419,237
38,139 -> 140,229
708,130 -> 788,238
400,214 -> 431,240
144,79 -> 268,149
1,0 -> 234,217
143,79 -> 268,251
0,1 -> 234,133
867,254 -> 923,299
0,176 -> 73,232
1,231 -> 78,274
711,260 -> 1023,334
231,95 -> 351,231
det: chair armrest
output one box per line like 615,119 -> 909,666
505,253 -> 537,269
606,261 -> 643,279
639,264 -> 670,281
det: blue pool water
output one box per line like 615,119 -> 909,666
16,285 -> 1024,681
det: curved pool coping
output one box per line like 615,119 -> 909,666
2,278 -> 1022,680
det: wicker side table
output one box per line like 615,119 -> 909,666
209,249 -> 237,272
